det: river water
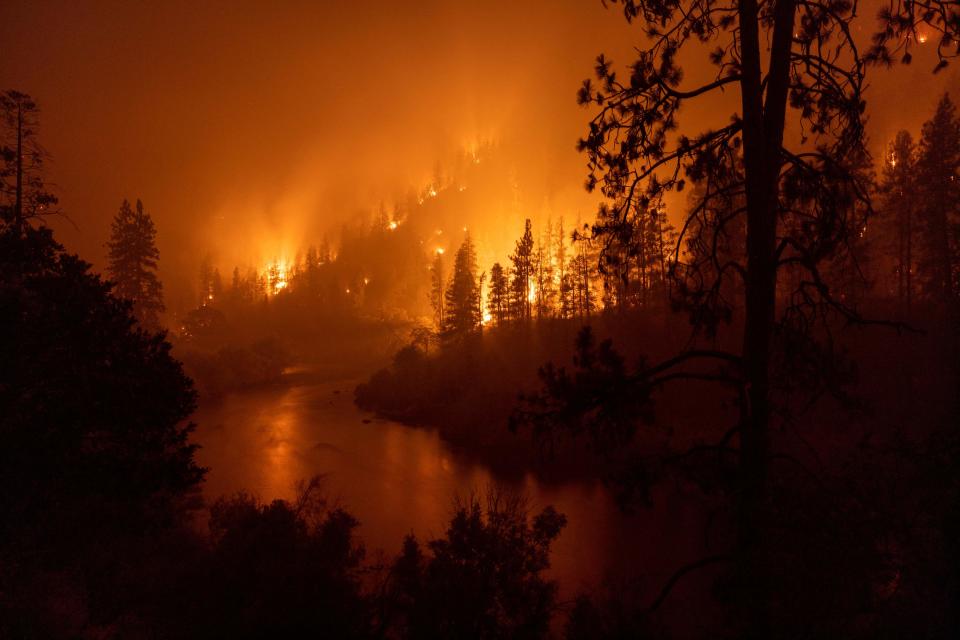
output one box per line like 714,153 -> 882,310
192,368 -> 704,600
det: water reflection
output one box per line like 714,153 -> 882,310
192,376 -> 658,596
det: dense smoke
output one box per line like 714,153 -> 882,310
1,0 -> 956,310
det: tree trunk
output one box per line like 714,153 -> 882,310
906,205 -> 913,314
736,0 -> 796,635
938,204 -> 953,303
15,103 -> 23,231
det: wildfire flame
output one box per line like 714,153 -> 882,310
265,259 -> 289,295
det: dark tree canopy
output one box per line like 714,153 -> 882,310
518,0 -> 960,636
488,261 -> 509,325
915,93 -> 960,303
199,478 -> 371,639
0,223 -> 204,551
876,129 -> 919,311
510,219 -> 535,322
107,198 -> 165,330
384,492 -> 566,639
443,232 -> 481,337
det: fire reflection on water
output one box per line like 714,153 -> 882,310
191,374 -> 695,599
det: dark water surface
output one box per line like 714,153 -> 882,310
192,368 -> 704,599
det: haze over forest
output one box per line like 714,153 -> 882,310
2,0 -> 956,312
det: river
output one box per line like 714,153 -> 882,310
192,367 -> 706,601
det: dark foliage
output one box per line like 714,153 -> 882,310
0,223 -> 204,635
193,478 -> 371,639
0,90 -> 59,227
382,491 -> 566,639
178,337 -> 291,398
517,0 -> 960,635
106,198 -> 165,330
443,232 -> 482,338
915,93 -> 960,304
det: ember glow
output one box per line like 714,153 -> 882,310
266,259 -> 290,295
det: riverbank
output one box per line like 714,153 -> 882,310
174,314 -> 405,400
353,311 -> 701,482
189,367 -> 697,609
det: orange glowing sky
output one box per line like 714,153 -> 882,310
1,0 -> 956,306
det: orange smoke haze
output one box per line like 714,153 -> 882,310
1,0 -> 956,308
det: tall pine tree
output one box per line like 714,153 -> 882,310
488,262 -> 509,325
443,233 -> 480,337
533,228 -> 555,319
916,94 -> 960,305
554,217 -> 569,317
429,249 -> 445,331
107,199 -> 164,330
510,219 -> 534,322
0,91 -> 58,230
877,130 -> 919,312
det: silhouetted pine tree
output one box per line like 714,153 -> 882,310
429,250 -> 445,331
559,273 -> 576,319
510,219 -> 534,322
877,130 -> 919,312
571,228 -> 596,318
533,228 -> 555,319
0,90 -> 58,230
228,266 -> 243,305
594,202 -> 631,311
443,233 -> 480,337
554,217 -> 570,317
106,198 -> 164,330
649,205 -> 676,307
916,94 -> 960,306
488,262 -> 509,325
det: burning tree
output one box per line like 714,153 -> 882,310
516,0 -> 960,634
